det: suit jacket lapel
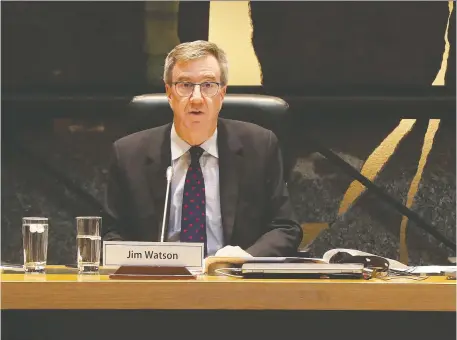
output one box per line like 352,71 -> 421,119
218,119 -> 243,244
144,123 -> 172,241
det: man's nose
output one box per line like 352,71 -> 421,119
190,85 -> 203,102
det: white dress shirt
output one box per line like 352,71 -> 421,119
167,124 -> 224,256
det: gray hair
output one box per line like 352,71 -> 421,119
163,40 -> 229,86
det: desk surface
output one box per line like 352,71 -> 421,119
1,268 -> 455,311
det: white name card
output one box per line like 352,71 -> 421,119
103,241 -> 204,270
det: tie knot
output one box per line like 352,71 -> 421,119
189,146 -> 204,163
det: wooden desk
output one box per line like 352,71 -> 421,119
2,268 -> 455,311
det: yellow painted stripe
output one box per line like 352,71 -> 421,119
300,223 -> 329,249
338,119 -> 416,216
432,1 -> 454,86
399,119 -> 441,264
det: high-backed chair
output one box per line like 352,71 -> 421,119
128,93 -> 294,181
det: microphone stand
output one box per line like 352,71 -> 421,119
160,166 -> 173,242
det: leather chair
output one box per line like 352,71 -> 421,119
128,93 -> 295,181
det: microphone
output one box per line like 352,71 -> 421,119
160,166 -> 174,242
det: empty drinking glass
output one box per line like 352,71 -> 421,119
22,217 -> 49,273
76,216 -> 101,274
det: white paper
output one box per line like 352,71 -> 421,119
407,266 -> 456,274
215,245 -> 253,258
1,265 -> 24,273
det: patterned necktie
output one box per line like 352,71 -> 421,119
180,146 -> 207,256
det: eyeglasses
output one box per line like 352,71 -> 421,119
172,81 -> 221,97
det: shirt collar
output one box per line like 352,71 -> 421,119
170,123 -> 219,161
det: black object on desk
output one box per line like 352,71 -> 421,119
109,265 -> 196,280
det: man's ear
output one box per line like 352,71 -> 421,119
165,84 -> 172,103
220,85 -> 227,100
219,85 -> 227,111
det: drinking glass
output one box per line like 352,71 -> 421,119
22,217 -> 49,273
76,216 -> 101,274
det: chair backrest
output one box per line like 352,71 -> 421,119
128,93 -> 293,180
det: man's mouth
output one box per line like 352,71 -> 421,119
189,110 -> 203,115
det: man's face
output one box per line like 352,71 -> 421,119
165,55 -> 226,136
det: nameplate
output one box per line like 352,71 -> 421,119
103,241 -> 204,270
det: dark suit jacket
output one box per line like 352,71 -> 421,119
103,118 -> 303,257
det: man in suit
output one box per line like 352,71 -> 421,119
103,40 -> 302,257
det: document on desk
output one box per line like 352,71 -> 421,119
204,248 -> 456,276
403,266 -> 457,275
1,264 -> 24,273
321,248 -> 456,275
322,248 -> 409,270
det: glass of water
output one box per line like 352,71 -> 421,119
76,216 -> 101,274
22,217 -> 49,273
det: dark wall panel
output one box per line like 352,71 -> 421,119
2,1 -> 146,92
178,1 -> 209,43
250,2 -> 453,93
